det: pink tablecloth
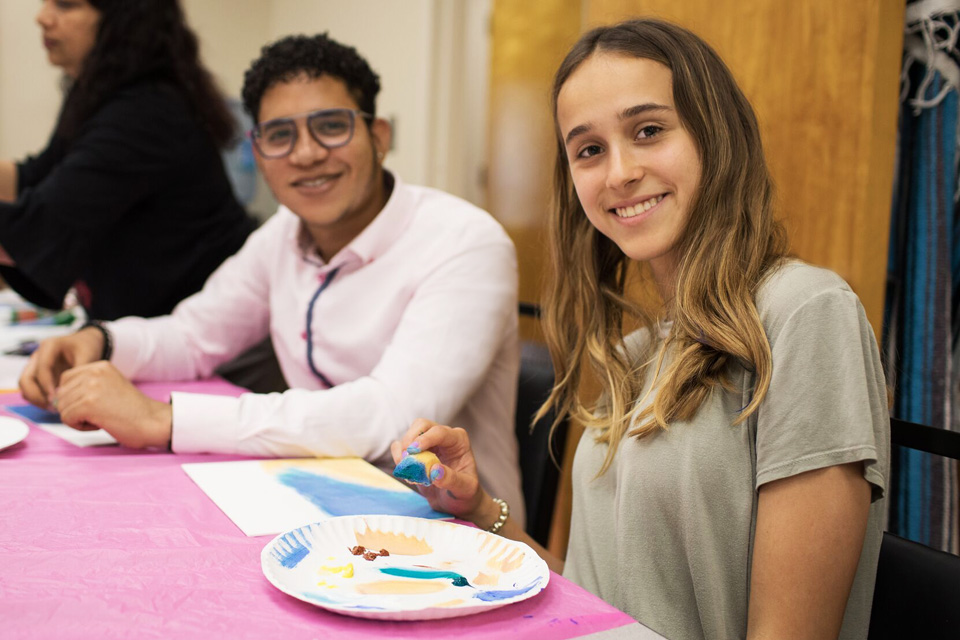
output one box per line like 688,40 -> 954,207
0,383 -> 639,640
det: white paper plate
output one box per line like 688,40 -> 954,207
262,514 -> 549,620
0,416 -> 29,452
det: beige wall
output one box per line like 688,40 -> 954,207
0,1 -> 61,161
269,0 -> 435,190
0,0 -> 490,214
181,0 -> 270,100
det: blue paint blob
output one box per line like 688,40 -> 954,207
473,577 -> 542,602
273,532 -> 312,569
378,567 -> 470,587
392,455 -> 432,485
276,469 -> 446,519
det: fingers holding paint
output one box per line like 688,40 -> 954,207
390,418 -> 485,521
391,418 -> 443,458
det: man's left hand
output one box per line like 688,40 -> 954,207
54,361 -> 173,449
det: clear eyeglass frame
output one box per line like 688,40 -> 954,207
248,107 -> 373,158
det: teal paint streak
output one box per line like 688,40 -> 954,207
378,567 -> 470,587
276,469 -> 446,519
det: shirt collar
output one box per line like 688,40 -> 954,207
295,171 -> 414,269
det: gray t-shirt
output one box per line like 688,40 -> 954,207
564,261 -> 889,640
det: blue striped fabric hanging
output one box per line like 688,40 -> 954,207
883,2 -> 959,554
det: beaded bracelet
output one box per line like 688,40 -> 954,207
487,498 -> 509,535
81,320 -> 113,361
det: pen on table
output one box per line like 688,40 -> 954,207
8,309 -> 75,326
3,340 -> 39,356
10,309 -> 76,325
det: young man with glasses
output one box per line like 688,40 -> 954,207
19,33 -> 524,523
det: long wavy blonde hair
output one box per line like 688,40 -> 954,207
539,19 -> 789,474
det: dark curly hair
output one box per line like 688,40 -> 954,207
241,33 -> 381,124
55,0 -> 235,148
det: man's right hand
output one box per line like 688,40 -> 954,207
19,327 -> 105,409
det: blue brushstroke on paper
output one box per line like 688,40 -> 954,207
276,468 -> 447,519
6,404 -> 61,424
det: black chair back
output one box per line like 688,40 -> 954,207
867,418 -> 960,640
515,340 -> 568,547
868,531 -> 960,639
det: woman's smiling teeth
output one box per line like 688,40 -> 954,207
295,175 -> 334,188
614,194 -> 664,218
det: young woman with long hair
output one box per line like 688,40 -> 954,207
0,0 -> 254,320
392,18 -> 889,640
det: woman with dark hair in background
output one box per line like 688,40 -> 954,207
0,0 -> 255,321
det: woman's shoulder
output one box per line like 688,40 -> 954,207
756,259 -> 863,340
759,258 -> 852,297
89,79 -> 190,125
77,79 -> 207,154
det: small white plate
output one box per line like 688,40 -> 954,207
0,415 -> 29,452
262,514 -> 550,620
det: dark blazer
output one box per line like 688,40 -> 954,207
0,79 -> 256,320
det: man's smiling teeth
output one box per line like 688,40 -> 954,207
614,195 -> 664,218
296,176 -> 333,187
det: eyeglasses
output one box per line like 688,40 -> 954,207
248,107 -> 372,158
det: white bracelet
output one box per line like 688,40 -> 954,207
487,498 -> 509,535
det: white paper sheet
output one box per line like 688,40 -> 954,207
37,423 -> 118,447
182,458 -> 447,537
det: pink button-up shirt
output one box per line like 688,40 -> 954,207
108,175 -> 523,520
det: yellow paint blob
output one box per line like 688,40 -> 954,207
410,450 -> 440,469
355,580 -> 448,595
319,563 -> 354,578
